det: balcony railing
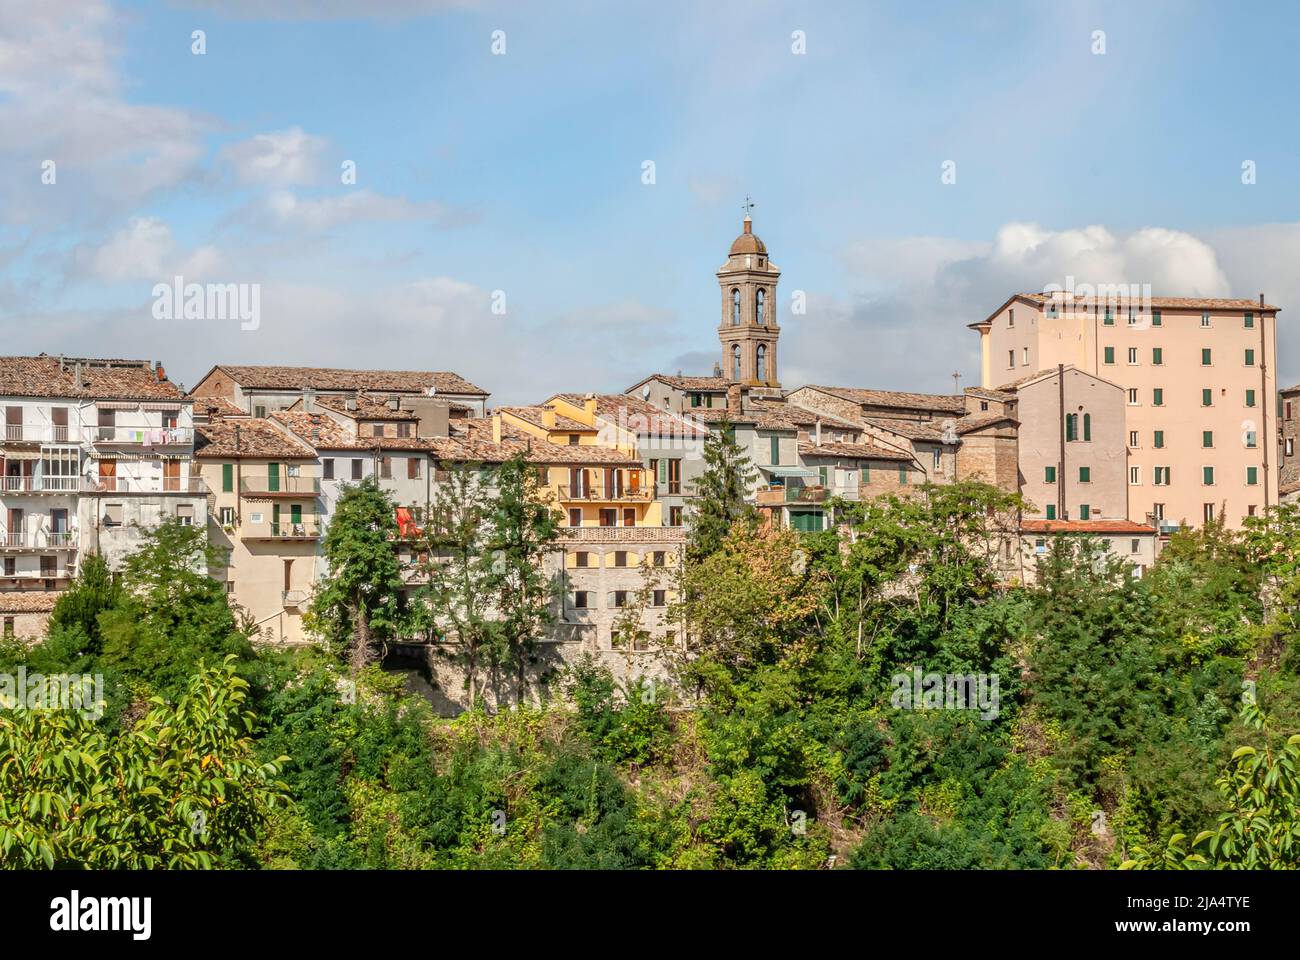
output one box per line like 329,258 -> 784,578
244,522 -> 320,541
2,425 -> 80,444
757,484 -> 831,505
0,530 -> 77,549
239,476 -> 321,496
558,484 -> 653,502
0,476 -> 84,494
93,426 -> 192,446
88,476 -> 207,494
282,589 -> 308,607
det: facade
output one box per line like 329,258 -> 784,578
1281,384 -> 1299,503
1015,519 -> 1160,584
970,293 -> 1280,527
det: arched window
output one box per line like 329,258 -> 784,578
756,289 -> 765,325
731,289 -> 741,325
1066,414 -> 1078,441
732,344 -> 742,380
1083,413 -> 1092,442
756,344 -> 767,380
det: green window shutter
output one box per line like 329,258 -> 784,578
222,463 -> 233,492
1103,310 -> 1114,325
1083,413 -> 1091,441
1247,466 -> 1258,486
770,436 -> 780,465
898,464 -> 908,484
1246,389 -> 1256,407
1079,504 -> 1090,520
291,504 -> 302,524
818,466 -> 828,486
1152,347 -> 1162,365
1045,504 -> 1056,520
1245,348 -> 1255,366
1066,414 -> 1077,441
1245,312 -> 1254,328
1202,348 -> 1212,365
657,459 -> 668,483
690,393 -> 700,408
1079,466 -> 1090,483
1203,466 -> 1214,485
272,504 -> 281,533
1104,346 -> 1115,364
1202,388 -> 1212,406
268,462 -> 280,491
1154,430 -> 1164,449
1152,310 -> 1162,326
1203,430 -> 1213,448
1045,466 -> 1056,483
1153,388 -> 1163,406
862,464 -> 870,483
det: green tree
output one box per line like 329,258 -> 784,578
686,418 -> 758,561
46,551 -> 122,655
309,478 -> 404,674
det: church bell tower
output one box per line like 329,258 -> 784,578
717,208 -> 781,393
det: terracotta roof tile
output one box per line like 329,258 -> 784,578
195,418 -> 316,459
497,405 -> 595,434
0,356 -> 185,401
212,365 -> 488,396
0,590 -> 61,613
552,393 -> 710,439
1020,519 -> 1156,535
1017,292 -> 1278,311
632,374 -> 731,392
797,440 -> 911,462
803,384 -> 966,415
310,393 -> 420,421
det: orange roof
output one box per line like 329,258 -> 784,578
0,355 -> 184,401
1020,519 -> 1156,535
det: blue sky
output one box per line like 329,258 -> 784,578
2,0 -> 1297,401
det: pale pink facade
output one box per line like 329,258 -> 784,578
972,294 -> 1280,529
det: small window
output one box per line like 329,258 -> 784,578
1046,504 -> 1057,520
1104,346 -> 1115,365
1079,504 -> 1091,520
1127,347 -> 1138,364
1022,346 -> 1029,366
1008,350 -> 1015,369
1153,388 -> 1164,407
1131,539 -> 1140,554
1246,389 -> 1256,408
1245,348 -> 1255,367
575,551 -> 589,568
1130,465 -> 1140,485
176,504 -> 193,526
652,590 -> 667,607
569,508 -> 582,527
614,550 -> 628,567
408,457 -> 421,480
1103,308 -> 1114,326
574,591 -> 589,609
1152,347 -> 1163,365
1245,311 -> 1254,329
1203,503 -> 1216,523
770,436 -> 780,465
569,434 -> 579,445
1203,430 -> 1214,448
254,404 -> 267,418
1246,466 -> 1259,486
104,504 -> 124,526
1129,431 -> 1139,447
1127,388 -> 1138,405
222,462 -> 233,492
1079,466 -> 1091,483
1245,431 -> 1257,449
351,459 -> 363,480
323,458 -> 335,480
1202,389 -> 1213,407
898,464 -> 908,485
613,590 -> 629,609
652,551 -> 666,567
1152,310 -> 1161,326
1203,466 -> 1215,485
1201,348 -> 1212,366
1201,312 -> 1211,328
219,506 -> 235,526
380,456 -> 392,479
1007,309 -> 1014,327
1045,466 -> 1057,483
1154,430 -> 1164,449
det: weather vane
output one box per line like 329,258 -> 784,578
742,195 -> 755,216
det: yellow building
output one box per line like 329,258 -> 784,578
194,416 -> 322,644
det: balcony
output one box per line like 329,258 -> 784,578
239,476 -> 321,497
92,426 -> 193,447
757,484 -> 830,506
558,484 -> 653,502
281,589 -> 308,608
242,521 -> 320,542
2,425 -> 81,444
87,477 -> 209,495
0,530 -> 77,550
0,476 -> 84,495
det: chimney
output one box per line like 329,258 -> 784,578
1260,292 -> 1265,308
234,424 -> 242,452
155,361 -> 167,382
345,395 -> 357,412
584,392 -> 597,418
388,396 -> 400,411
712,361 -> 722,378
303,388 -> 316,412
726,383 -> 742,416
74,362 -> 83,389
541,406 -> 556,429
492,413 -> 502,444
815,418 -> 822,446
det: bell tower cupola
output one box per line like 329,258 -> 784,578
717,203 -> 781,393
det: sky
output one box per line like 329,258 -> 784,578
2,0 -> 1298,403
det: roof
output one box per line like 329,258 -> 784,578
190,395 -> 247,418
308,393 -> 420,421
965,386 -> 1016,402
797,440 -> 911,462
629,374 -> 731,393
1281,383 -> 1300,397
801,384 -> 966,415
974,293 -> 1280,328
862,417 -> 948,442
1020,519 -> 1157,535
748,399 -> 860,433
552,393 -> 709,438
0,356 -> 185,402
194,418 -> 316,460
0,590 -> 60,613
690,406 -> 798,432
728,217 -> 767,256
497,405 -> 595,434
1281,462 -> 1299,497
207,365 -> 488,396
447,419 -> 637,466
954,412 -> 1018,435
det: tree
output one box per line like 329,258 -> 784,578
46,552 -> 122,655
0,657 -> 288,869
686,418 -> 758,561
484,455 -> 562,705
309,478 -> 404,674
418,463 -> 501,705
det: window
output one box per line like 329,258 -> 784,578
1203,466 -> 1215,485
1131,539 -> 1140,554
756,288 -> 765,325
380,456 -> 392,479
1104,346 -> 1115,365
1022,346 -> 1029,366
612,591 -> 629,609
396,422 -> 412,438
1201,348 -> 1212,365
669,506 -> 683,526
222,463 -> 233,492
1047,303 -> 1059,318
1128,306 -> 1138,326
652,590 -> 667,607
1084,413 -> 1092,441
1203,503 -> 1216,524
599,508 -> 616,527
1245,348 -> 1255,366
1127,347 -> 1138,365
323,458 -> 334,480
1152,347 -> 1163,365
1153,388 -> 1164,407
407,457 -> 421,479
1245,430 -> 1257,448
1246,466 -> 1259,486
980,400 -> 989,411
3,618 -> 12,637
1035,538 -> 1047,555
623,507 -> 636,527
1045,504 -> 1057,520
652,551 -> 666,567
1246,389 -> 1256,408
898,464 -> 908,485
1154,466 -> 1171,486
757,344 -> 767,380
1129,431 -> 1139,447
1008,350 -> 1015,369
104,504 -> 123,526
574,591 -> 590,609
574,550 -> 589,567
1066,414 -> 1078,441
1103,308 -> 1114,326
731,288 -> 740,325
1245,311 -> 1254,329
1127,388 -> 1139,405
732,344 -> 742,380
1008,309 -> 1014,327
933,448 -> 941,469
568,508 -> 582,527
1154,430 -> 1164,449
1152,310 -> 1162,326
1079,466 -> 1091,483
1287,400 -> 1294,420
770,436 -> 780,465
254,404 -> 267,418
614,551 -> 628,567
1202,388 -> 1213,407
1045,466 -> 1057,483
1288,438 -> 1295,458
667,458 -> 682,495
690,393 -> 701,408
1130,465 -> 1140,485
1203,430 -> 1214,448
1201,312 -> 1211,328
1248,504 -> 1258,517
1079,504 -> 1091,520
219,506 -> 235,526
351,459 -> 363,480
1153,502 -> 1165,521
176,504 -> 193,526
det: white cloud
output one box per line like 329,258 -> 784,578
71,216 -> 226,283
168,0 -> 476,20
220,127 -> 328,187
253,189 -> 463,233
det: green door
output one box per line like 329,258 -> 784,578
267,462 -> 280,492
290,504 -> 302,526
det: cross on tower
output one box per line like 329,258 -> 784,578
951,370 -> 962,393
742,196 -> 755,216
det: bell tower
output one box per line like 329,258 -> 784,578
717,205 -> 781,393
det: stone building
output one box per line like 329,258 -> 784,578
1281,383 -> 1299,503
